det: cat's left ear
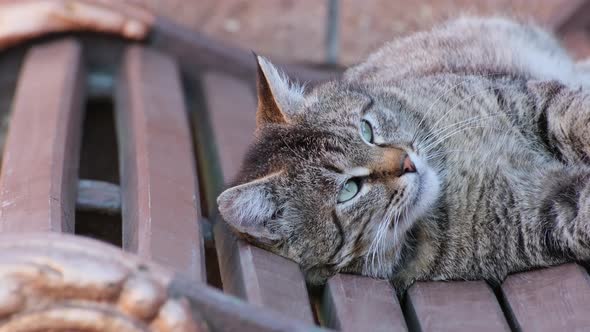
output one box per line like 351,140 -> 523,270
217,172 -> 284,245
255,55 -> 304,128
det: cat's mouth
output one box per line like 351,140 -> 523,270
390,153 -> 440,227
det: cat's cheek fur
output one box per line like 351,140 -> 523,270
407,153 -> 441,221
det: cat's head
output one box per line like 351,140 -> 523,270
217,56 -> 440,284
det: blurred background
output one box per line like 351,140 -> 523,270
131,0 -> 587,66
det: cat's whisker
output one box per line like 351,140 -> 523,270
412,72 -> 507,144
412,82 -> 462,143
365,196 -> 399,275
425,149 -> 472,160
418,87 -> 493,145
374,209 -> 391,273
393,206 -> 410,263
421,113 -> 503,146
365,211 -> 386,274
389,210 -> 401,266
375,198 -> 404,275
422,124 -> 501,153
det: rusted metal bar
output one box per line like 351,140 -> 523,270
0,39 -> 85,232
202,72 -> 316,323
170,274 -> 332,332
500,264 -> 590,331
116,45 -> 205,281
0,0 -> 154,50
0,232 -> 328,331
76,179 -> 121,215
321,274 -> 408,331
151,16 -> 340,86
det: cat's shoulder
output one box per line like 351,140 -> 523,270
344,16 -> 576,86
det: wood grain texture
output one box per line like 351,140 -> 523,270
0,39 -> 85,233
501,263 -> 590,331
322,274 -> 408,331
203,72 -> 315,323
116,45 -> 205,281
406,281 -> 509,332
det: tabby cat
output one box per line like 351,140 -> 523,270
217,17 -> 590,290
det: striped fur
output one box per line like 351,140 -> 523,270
217,17 -> 590,289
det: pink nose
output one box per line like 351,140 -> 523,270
403,155 -> 416,174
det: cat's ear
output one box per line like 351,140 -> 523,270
217,172 -> 283,245
255,55 -> 304,128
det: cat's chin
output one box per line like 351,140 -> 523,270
402,152 -> 440,222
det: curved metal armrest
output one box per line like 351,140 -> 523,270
0,233 -> 326,332
0,0 -> 154,49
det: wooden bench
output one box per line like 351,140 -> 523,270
0,1 -> 589,331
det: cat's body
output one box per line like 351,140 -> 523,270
218,17 -> 590,290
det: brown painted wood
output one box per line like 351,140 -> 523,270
202,72 -> 315,323
406,281 -> 509,332
0,47 -> 26,155
322,274 -> 407,331
116,45 -> 205,281
200,73 -> 256,182
561,29 -> 590,59
0,39 -> 85,233
501,263 -> 590,331
549,0 -> 590,33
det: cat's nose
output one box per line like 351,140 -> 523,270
371,147 -> 408,177
402,155 -> 416,174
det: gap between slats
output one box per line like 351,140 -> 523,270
192,71 -> 316,324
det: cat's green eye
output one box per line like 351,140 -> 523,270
360,120 -> 374,143
338,179 -> 360,203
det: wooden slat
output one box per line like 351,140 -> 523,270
406,281 -> 509,332
561,29 -> 590,59
549,0 -> 590,33
203,72 -> 315,323
501,263 -> 590,331
116,45 -> 205,281
0,39 -> 85,233
322,274 -> 407,331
